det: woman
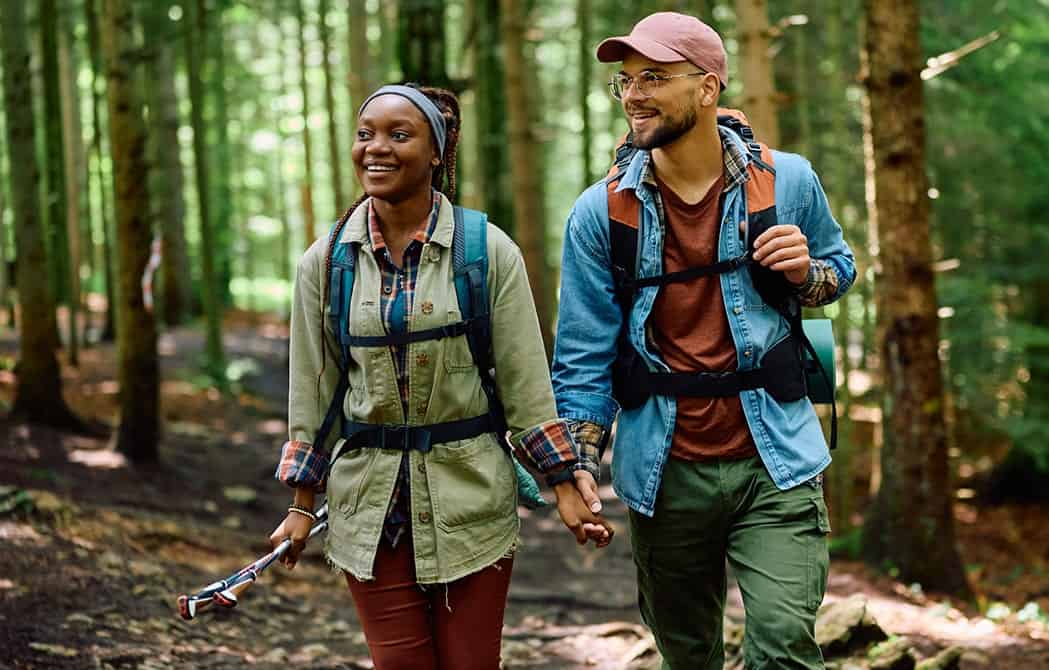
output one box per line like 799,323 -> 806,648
268,84 -> 610,669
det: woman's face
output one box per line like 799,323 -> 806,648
352,95 -> 438,203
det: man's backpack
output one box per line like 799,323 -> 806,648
314,205 -> 546,509
606,108 -> 837,448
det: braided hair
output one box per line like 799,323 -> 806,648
315,84 -> 463,390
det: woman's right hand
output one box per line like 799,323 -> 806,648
269,513 -> 314,570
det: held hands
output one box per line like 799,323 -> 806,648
751,224 -> 811,286
554,470 -> 614,548
269,512 -> 313,570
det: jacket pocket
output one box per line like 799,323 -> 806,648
442,310 -> 477,372
327,440 -> 376,519
429,434 -> 515,531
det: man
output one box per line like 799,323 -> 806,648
555,12 -> 856,669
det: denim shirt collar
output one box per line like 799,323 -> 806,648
612,126 -> 752,196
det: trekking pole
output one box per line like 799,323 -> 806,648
176,504 -> 328,620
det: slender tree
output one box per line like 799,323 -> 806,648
274,1 -> 294,299
1,0 -> 81,428
859,0 -> 970,596
398,0 -> 450,88
318,0 -> 346,209
500,0 -> 554,353
58,10 -> 85,365
185,0 -> 227,384
40,0 -> 74,316
101,0 -> 159,458
141,0 -> 192,326
472,0 -> 512,233
0,130 -> 8,325
207,0 -> 235,305
347,0 -> 374,108
735,0 -> 781,146
579,0 -> 594,190
85,0 -> 117,340
347,0 -> 372,201
294,0 -> 317,243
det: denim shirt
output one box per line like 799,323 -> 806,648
551,132 -> 856,517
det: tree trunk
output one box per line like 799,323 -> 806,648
473,0 -> 512,234
1,0 -> 81,428
859,0 -> 970,597
318,0 -> 346,210
823,0 -> 853,537
378,0 -> 397,81
207,1 -> 234,307
500,0 -> 553,355
274,1 -> 293,307
40,0 -> 74,351
101,0 -> 159,459
58,12 -> 84,365
85,0 -> 117,341
347,0 -> 372,200
578,0 -> 593,191
398,0 -> 450,88
294,0 -> 317,244
185,0 -> 227,384
0,150 -> 8,324
141,1 -> 191,327
734,0 -> 780,146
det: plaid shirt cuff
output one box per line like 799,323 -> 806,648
568,420 -> 608,483
796,258 -> 840,307
275,440 -> 328,492
512,419 -> 578,473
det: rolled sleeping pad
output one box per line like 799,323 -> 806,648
802,318 -> 836,404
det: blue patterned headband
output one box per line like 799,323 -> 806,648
358,85 -> 447,158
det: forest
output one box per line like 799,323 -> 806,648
1,0 -> 1048,668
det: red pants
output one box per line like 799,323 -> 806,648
344,538 -> 514,670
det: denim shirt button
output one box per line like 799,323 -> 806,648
743,349 -> 752,358
733,306 -> 742,315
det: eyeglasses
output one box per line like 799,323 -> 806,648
608,70 -> 708,100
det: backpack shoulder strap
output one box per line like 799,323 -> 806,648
317,218 -> 357,460
327,222 -> 358,352
451,206 -> 513,449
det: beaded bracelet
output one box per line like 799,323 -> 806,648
287,505 -> 317,522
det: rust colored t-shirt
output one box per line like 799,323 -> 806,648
650,172 -> 757,461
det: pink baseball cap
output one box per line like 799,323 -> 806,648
596,12 -> 728,87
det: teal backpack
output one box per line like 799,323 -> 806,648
314,206 -> 547,509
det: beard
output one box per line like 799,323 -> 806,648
631,105 -> 698,150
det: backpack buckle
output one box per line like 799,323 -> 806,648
380,424 -> 413,452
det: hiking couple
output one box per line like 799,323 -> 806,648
269,11 -> 856,670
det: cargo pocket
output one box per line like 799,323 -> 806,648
430,434 -> 514,531
327,440 -> 375,519
806,496 -> 832,612
442,310 -> 476,373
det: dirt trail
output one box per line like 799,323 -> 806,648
1,321 -> 1047,669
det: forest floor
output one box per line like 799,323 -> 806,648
1,313 -> 1048,669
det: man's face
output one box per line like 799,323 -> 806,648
619,52 -> 702,150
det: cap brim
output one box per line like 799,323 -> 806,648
596,36 -> 686,64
